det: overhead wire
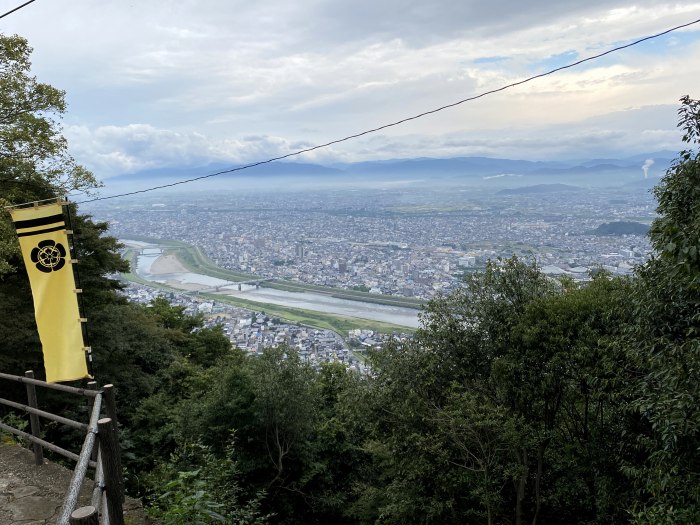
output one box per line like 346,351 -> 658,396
6,15 -> 700,207
0,0 -> 37,20
75,15 -> 700,205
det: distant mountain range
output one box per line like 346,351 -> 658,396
335,157 -> 568,176
103,152 -> 677,191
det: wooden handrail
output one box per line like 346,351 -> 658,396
0,370 -> 124,525
0,371 -> 99,397
0,397 -> 88,431
57,394 -> 102,525
98,417 -> 123,524
0,421 -> 96,467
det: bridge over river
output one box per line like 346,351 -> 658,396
132,246 -> 421,328
190,277 -> 274,293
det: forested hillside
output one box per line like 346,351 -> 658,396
1,33 -> 699,524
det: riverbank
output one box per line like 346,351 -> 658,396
121,248 -> 417,335
150,253 -> 188,274
123,236 -> 424,309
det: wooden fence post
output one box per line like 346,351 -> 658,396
69,505 -> 98,525
102,384 -> 124,503
102,384 -> 118,429
24,370 -> 43,465
98,417 -> 124,525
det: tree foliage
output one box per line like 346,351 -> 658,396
625,96 -> 700,524
0,34 -> 98,275
353,260 -> 636,525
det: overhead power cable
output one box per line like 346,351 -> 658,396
0,0 -> 37,20
25,15 -> 700,205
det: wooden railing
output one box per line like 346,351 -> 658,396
0,371 -> 124,525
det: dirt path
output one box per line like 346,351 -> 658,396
0,442 -> 147,524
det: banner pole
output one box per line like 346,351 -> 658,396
64,201 -> 94,379
2,196 -> 62,211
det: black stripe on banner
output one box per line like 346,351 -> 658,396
13,213 -> 65,230
16,225 -> 66,238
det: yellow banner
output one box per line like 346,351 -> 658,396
9,203 -> 89,383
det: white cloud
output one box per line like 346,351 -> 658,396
3,0 -> 699,174
64,124 -> 314,177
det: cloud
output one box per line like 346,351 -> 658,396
3,0 -> 699,173
64,100 -> 687,178
64,124 -> 321,177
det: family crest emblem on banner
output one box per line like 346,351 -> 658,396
9,202 -> 90,383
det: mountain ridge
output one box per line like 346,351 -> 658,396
102,153 -> 676,189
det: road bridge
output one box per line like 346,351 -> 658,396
190,277 -> 274,294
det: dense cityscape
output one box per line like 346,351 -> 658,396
81,181 -> 657,365
89,182 -> 655,300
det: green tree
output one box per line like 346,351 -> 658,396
433,388 -> 520,525
148,297 -> 203,332
359,260 -> 636,525
354,259 -> 556,525
0,32 -> 107,383
508,274 -> 635,524
0,34 -> 97,275
293,362 -> 370,524
626,96 -> 700,524
173,347 -> 372,525
146,441 -> 270,525
112,299 -> 232,476
244,347 -> 319,522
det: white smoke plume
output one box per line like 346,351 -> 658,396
642,159 -> 654,179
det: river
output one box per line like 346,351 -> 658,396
131,247 -> 421,328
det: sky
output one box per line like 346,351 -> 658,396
3,0 -> 700,179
